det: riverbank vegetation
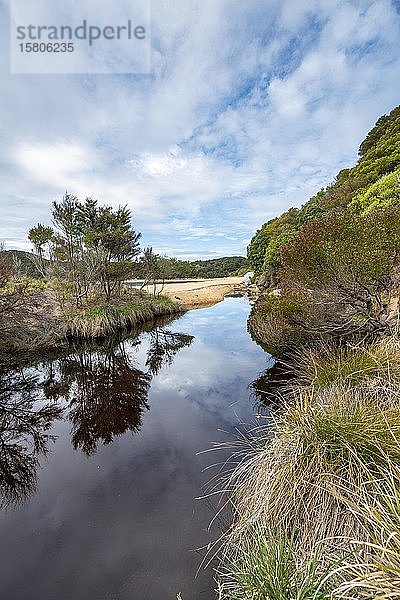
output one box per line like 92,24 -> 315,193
216,106 -> 400,598
217,339 -> 400,599
0,196 -> 183,358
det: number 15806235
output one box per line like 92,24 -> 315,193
19,42 -> 74,52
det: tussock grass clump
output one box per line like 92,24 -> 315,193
63,295 -> 182,339
216,379 -> 400,599
291,337 -> 400,390
217,526 -> 336,600
215,335 -> 400,599
229,386 -> 400,552
336,466 -> 400,598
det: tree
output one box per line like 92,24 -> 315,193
28,224 -> 54,276
247,208 -> 299,274
280,206 -> 400,332
28,194 -> 142,306
139,247 -> 161,294
82,201 -> 141,299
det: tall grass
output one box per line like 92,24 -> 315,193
217,526 -> 338,600
63,295 -> 183,339
335,464 -> 400,598
223,386 -> 400,558
214,336 -> 400,599
290,337 -> 400,390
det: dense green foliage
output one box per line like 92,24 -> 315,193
281,207 -> 400,319
247,104 -> 400,355
248,105 -> 400,276
349,164 -> 400,214
247,208 -> 299,274
189,256 -> 247,278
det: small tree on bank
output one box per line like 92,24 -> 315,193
28,224 -> 54,277
28,194 -> 141,306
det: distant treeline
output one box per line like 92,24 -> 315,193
7,250 -> 248,280
151,255 -> 248,279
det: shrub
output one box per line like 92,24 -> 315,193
280,206 -> 400,333
349,166 -> 400,214
248,293 -> 316,356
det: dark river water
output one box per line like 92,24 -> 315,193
0,297 -> 271,600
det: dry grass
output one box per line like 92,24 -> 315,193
222,386 -> 400,556
214,336 -> 400,599
290,337 -> 400,391
335,465 -> 400,598
63,295 -> 183,339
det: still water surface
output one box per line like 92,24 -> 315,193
0,297 -> 271,600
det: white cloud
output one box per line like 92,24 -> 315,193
14,141 -> 99,187
1,0 -> 400,258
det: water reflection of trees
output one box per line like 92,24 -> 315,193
146,329 -> 194,375
52,346 -> 152,456
43,326 -> 194,455
0,323 -> 193,508
250,361 -> 295,406
0,369 -> 63,508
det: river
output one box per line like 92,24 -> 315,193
0,297 -> 272,600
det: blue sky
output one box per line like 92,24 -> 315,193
1,0 -> 400,259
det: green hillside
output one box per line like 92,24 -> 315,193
248,104 -> 400,276
6,250 -> 42,278
189,256 -> 248,278
247,103 -> 400,356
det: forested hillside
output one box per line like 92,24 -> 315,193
247,104 -> 400,355
248,104 -> 400,277
128,254 -> 247,280
188,256 -> 247,278
6,250 -> 42,278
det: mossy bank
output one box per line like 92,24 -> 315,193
63,294 -> 183,339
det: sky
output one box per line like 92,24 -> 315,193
1,0 -> 400,260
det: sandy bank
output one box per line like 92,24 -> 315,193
141,277 -> 243,309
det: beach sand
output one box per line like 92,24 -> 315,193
141,277 -> 243,309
